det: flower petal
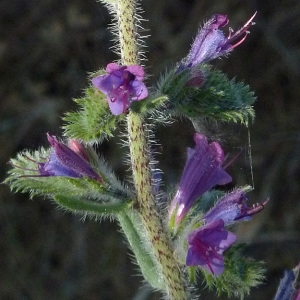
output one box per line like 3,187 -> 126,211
106,62 -> 121,73
186,219 -> 236,275
92,73 -> 122,96
107,92 -> 129,115
126,65 -> 145,81
170,133 -> 231,223
129,80 -> 148,100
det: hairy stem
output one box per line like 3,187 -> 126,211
116,0 -> 188,298
117,0 -> 138,65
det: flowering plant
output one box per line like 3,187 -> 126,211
5,1 -> 284,299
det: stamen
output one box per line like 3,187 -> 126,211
232,11 -> 257,38
224,12 -> 257,49
227,27 -> 234,39
246,198 -> 269,216
231,32 -> 249,49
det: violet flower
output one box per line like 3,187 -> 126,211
203,189 -> 269,226
186,219 -> 236,275
37,134 -> 102,182
92,63 -> 148,115
169,133 -> 232,224
180,12 -> 256,69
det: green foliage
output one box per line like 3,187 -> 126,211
62,87 -> 123,143
130,93 -> 169,115
157,65 -> 256,125
118,210 -> 165,290
5,148 -> 131,217
158,67 -> 190,105
54,194 -> 129,217
201,244 -> 265,299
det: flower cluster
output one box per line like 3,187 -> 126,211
169,133 -> 267,275
5,7 -> 270,298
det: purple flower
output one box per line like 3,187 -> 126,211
203,189 -> 269,226
169,133 -> 232,224
181,12 -> 256,68
186,219 -> 236,275
92,63 -> 148,115
38,134 -> 102,182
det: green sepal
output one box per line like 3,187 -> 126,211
201,244 -> 265,299
188,266 -> 196,284
117,210 -> 165,291
62,87 -> 124,143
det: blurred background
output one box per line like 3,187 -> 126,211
1,0 -> 300,299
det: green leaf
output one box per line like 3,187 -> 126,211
62,87 -> 123,143
54,194 -> 129,216
117,210 -> 165,290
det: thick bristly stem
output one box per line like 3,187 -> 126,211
117,0 -> 138,65
116,0 -> 187,299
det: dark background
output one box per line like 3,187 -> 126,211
1,0 -> 300,299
